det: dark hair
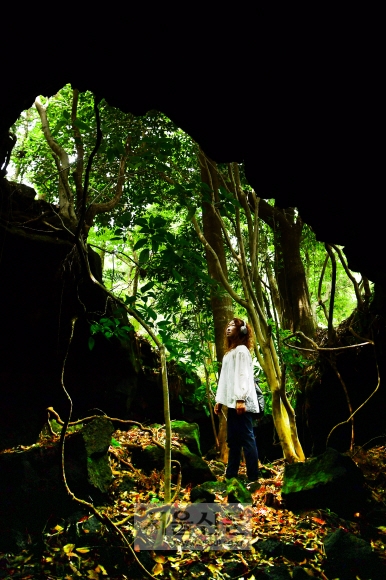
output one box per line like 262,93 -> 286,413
224,318 -> 253,353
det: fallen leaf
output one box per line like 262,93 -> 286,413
76,547 -> 91,554
311,517 -> 326,525
63,543 -> 75,554
152,562 -> 163,575
95,564 -> 108,575
153,554 -> 166,563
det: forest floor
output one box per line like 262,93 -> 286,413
1,428 -> 386,579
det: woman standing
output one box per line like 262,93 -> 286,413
214,318 -> 260,483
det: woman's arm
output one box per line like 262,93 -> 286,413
234,347 -> 250,403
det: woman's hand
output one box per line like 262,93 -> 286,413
214,403 -> 222,415
236,400 -> 246,415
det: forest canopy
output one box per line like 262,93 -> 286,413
8,84 -> 372,461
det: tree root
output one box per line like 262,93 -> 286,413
326,356 -> 380,449
47,407 -> 165,450
58,320 -> 159,579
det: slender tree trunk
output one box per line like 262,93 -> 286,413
199,150 -> 233,462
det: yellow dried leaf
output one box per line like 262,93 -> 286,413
69,561 -> 82,576
63,543 -> 75,554
153,555 -> 166,563
208,564 -> 220,573
95,564 -> 108,575
88,571 -> 99,579
76,547 -> 91,554
44,556 -> 53,562
152,562 -> 164,575
54,524 -> 64,532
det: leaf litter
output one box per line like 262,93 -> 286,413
1,427 -> 386,579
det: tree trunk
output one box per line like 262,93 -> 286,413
258,201 -> 315,340
199,150 -> 233,462
274,212 -> 315,339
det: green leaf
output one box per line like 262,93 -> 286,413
147,307 -> 157,320
133,238 -> 148,251
152,216 -> 167,228
141,281 -> 155,293
106,148 -> 117,162
139,248 -> 150,265
73,118 -> 91,132
172,269 -> 182,282
110,437 -> 121,447
124,295 -> 136,305
88,337 -> 95,351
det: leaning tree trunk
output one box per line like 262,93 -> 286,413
199,150 -> 234,462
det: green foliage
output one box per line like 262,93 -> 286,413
9,83 -> 367,418
89,310 -> 133,350
110,437 -> 121,448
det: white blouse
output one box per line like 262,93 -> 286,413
215,345 -> 260,413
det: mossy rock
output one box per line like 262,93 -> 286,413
190,478 -> 252,504
82,417 -> 114,492
131,443 -> 216,486
282,447 -> 366,515
171,420 -> 202,456
324,528 -> 383,579
117,474 -> 137,493
225,478 -> 252,504
190,480 -> 228,502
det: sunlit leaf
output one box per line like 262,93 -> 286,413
152,563 -> 163,575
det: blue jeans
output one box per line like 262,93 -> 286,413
226,409 -> 259,481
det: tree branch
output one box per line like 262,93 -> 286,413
317,252 -> 330,323
191,214 -> 247,307
71,88 -> 85,207
76,94 -> 103,238
35,97 -> 76,224
331,244 -> 363,310
325,244 -> 337,343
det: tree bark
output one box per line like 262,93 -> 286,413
258,200 -> 315,340
199,150 -> 233,462
34,98 -> 77,227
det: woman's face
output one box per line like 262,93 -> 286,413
226,320 -> 238,338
